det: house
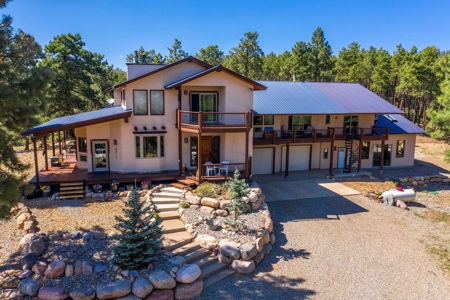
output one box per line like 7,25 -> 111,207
21,56 -> 424,186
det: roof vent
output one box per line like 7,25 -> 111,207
134,51 -> 139,63
385,114 -> 397,122
293,72 -> 297,82
142,54 -> 147,64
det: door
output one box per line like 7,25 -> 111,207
373,144 -> 392,167
281,145 -> 311,171
92,140 -> 109,172
200,136 -> 220,164
337,147 -> 346,169
253,148 -> 274,175
191,93 -> 218,123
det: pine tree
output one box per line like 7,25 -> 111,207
195,45 -> 224,66
166,38 -> 188,63
224,169 -> 249,231
112,189 -> 163,269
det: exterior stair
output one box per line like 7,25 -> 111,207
344,134 -> 358,173
59,182 -> 84,199
153,187 -> 183,213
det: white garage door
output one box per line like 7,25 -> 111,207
281,145 -> 310,171
252,148 -> 274,175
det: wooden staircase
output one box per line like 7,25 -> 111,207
59,182 -> 84,199
156,187 -> 235,292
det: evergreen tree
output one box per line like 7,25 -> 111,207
224,169 -> 249,231
112,189 -> 163,269
308,27 -> 333,81
166,38 -> 188,63
291,41 -> 309,81
125,46 -> 165,64
196,45 -> 224,66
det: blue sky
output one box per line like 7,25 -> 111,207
5,0 -> 450,70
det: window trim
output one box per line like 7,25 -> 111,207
121,89 -> 126,106
135,134 -> 165,159
78,137 -> 87,153
133,89 -> 148,115
325,115 -> 330,125
396,140 -> 405,158
323,148 -> 329,159
362,141 -> 370,159
150,90 -> 165,115
253,115 -> 274,132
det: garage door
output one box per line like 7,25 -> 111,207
252,148 -> 274,175
281,145 -> 310,171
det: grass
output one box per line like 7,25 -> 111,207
414,210 -> 450,225
426,235 -> 450,274
195,182 -> 217,198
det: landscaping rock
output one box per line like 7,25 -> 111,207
39,234 -> 48,243
259,193 -> 265,203
195,235 -> 218,250
168,256 -> 185,266
175,264 -> 201,283
38,287 -> 69,300
17,212 -> 34,229
217,253 -> 232,264
200,197 -> 219,208
49,233 -> 61,241
218,239 -> 240,259
19,233 -> 35,250
253,251 -> 264,265
75,260 -> 83,275
96,279 -> 132,299
95,232 -> 107,240
21,236 -> 45,256
148,271 -> 176,289
18,269 -> 32,279
62,233 -> 72,240
231,260 -> 255,274
2,289 -> 23,299
45,260 -> 65,278
255,238 -> 264,253
270,233 -> 276,245
83,232 -> 94,240
65,264 -> 74,277
18,278 -> 39,296
240,242 -> 257,260
22,252 -> 38,270
251,200 -> 262,210
200,206 -> 215,214
186,193 -> 201,205
263,243 -> 273,255
215,209 -> 228,217
132,276 -> 153,298
259,230 -> 270,245
264,217 -> 273,233
130,270 -> 140,277
248,192 -> 258,203
72,231 -> 83,240
113,295 -> 140,300
121,270 -> 129,277
174,278 -> 203,299
31,260 -> 47,276
144,289 -> 174,300
2,274 -> 20,288
69,287 -> 96,300
82,261 -> 93,275
94,263 -> 108,273
219,200 -> 231,210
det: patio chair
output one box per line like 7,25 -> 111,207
218,161 -> 230,176
205,162 -> 216,176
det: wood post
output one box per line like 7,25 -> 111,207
178,127 -> 182,175
245,129 -> 249,179
58,131 -> 62,154
63,130 -> 66,150
380,139 -> 385,174
358,129 -> 363,172
52,132 -> 55,156
329,128 -> 335,176
43,136 -> 48,171
32,137 -> 39,183
285,142 -> 290,178
197,132 -> 202,179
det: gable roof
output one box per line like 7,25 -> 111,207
253,81 -> 404,115
108,56 -> 212,91
21,106 -> 132,137
376,114 -> 425,134
164,65 -> 267,91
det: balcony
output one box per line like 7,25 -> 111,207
177,110 -> 251,133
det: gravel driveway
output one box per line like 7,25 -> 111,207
194,194 -> 450,300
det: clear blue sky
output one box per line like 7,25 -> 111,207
5,0 -> 450,70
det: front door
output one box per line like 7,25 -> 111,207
373,144 -> 392,167
92,140 -> 109,172
200,136 -> 220,164
337,147 -> 346,168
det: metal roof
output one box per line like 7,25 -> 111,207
22,106 -> 132,136
254,81 -> 404,115
376,114 -> 425,134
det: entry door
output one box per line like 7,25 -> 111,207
191,93 -> 218,123
337,147 -> 346,168
200,136 -> 220,164
92,141 -> 109,172
373,144 -> 392,167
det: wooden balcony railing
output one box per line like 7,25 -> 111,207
177,110 -> 251,132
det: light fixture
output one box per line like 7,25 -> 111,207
114,139 -> 117,145
184,138 -> 188,143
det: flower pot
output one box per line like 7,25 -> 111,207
111,185 -> 118,192
141,184 -> 149,190
205,219 -> 219,231
43,189 -> 51,197
126,184 -> 134,191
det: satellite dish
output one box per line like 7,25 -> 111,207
106,98 -> 114,104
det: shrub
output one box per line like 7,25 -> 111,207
180,200 -> 190,209
223,169 -> 249,232
391,178 -> 400,187
196,182 -> 217,198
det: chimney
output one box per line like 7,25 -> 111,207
134,51 -> 139,63
142,54 -> 147,64
293,72 -> 297,82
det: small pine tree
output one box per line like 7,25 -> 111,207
224,169 -> 249,231
111,189 -> 163,269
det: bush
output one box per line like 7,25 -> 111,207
391,178 -> 400,186
196,182 -> 217,198
223,169 -> 249,232
180,200 -> 190,209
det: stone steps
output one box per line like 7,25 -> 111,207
161,231 -> 192,251
160,219 -> 185,234
158,211 -> 180,220
203,268 -> 235,289
191,255 -> 218,269
154,203 -> 179,212
183,248 -> 210,264
152,192 -> 182,199
160,187 -> 184,194
168,242 -> 200,256
199,262 -> 228,280
152,198 -> 180,205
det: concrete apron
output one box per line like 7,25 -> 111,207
252,170 -> 361,202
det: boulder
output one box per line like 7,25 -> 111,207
251,200 -> 262,210
219,200 -> 231,210
200,197 -> 219,208
255,238 -> 264,253
19,233 -> 36,250
62,233 -> 72,240
31,260 -> 47,276
218,239 -> 240,259
132,276 -> 153,298
18,269 -> 32,279
38,287 -> 69,300
10,203 -> 24,216
168,256 -> 185,266
21,236 -> 45,256
82,261 -> 93,275
17,212 -> 34,229
175,264 -> 201,283
242,197 -> 250,204
18,278 -> 40,296
215,209 -> 228,217
72,231 -> 83,240
39,234 -> 48,243
263,243 -> 273,255
231,260 -> 255,274
83,232 -> 94,240
45,260 -> 65,278
143,289 -> 174,300
23,220 -> 37,233
259,193 -> 265,203
49,233 -> 61,241
95,232 -> 107,240
130,270 -> 140,277
264,218 -> 273,233
65,264 -> 74,277
2,289 -> 23,299
22,252 -> 38,270
148,271 -> 176,289
261,203 -> 268,210
94,263 -> 108,273
259,230 -> 270,245
270,234 -> 276,245
248,192 -> 258,203
174,278 -> 204,299
195,235 -> 218,250
240,242 -> 257,260
75,260 -> 83,275
69,287 -> 96,300
200,206 -> 215,214
96,279 -> 132,299
186,193 -> 201,205
112,295 -> 140,300
217,253 -> 232,264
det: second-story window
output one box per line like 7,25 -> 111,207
133,90 -> 148,115
121,89 -> 126,106
150,90 -> 164,115
325,115 -> 330,125
344,116 -> 358,134
290,115 -> 311,130
253,115 -> 274,132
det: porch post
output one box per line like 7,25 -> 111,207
357,129 -> 363,172
380,139 -> 385,175
32,137 -> 39,183
245,120 -> 249,179
52,132 -> 55,156
63,130 -> 66,151
329,128 -> 335,176
197,132 -> 202,180
58,131 -> 62,154
43,136 -> 49,171
178,130 -> 182,175
285,142 -> 290,178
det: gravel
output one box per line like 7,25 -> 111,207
193,194 -> 450,300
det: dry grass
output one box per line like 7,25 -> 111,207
341,179 -> 396,199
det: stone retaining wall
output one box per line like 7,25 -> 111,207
398,174 -> 450,188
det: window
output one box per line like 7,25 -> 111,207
191,92 -> 218,123
150,90 -> 164,115
396,140 -> 405,158
121,89 -> 126,106
135,135 -> 165,158
78,137 -> 87,152
253,115 -> 274,132
264,115 -> 274,125
344,115 -> 358,134
362,142 -> 370,159
323,148 -> 328,159
80,155 -> 87,162
190,137 -> 197,166
133,90 -> 148,115
290,115 -> 311,130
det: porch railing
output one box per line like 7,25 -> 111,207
200,162 -> 246,177
178,110 -> 251,130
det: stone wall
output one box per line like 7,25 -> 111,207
398,174 -> 450,188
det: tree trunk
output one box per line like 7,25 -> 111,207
24,137 -> 30,151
